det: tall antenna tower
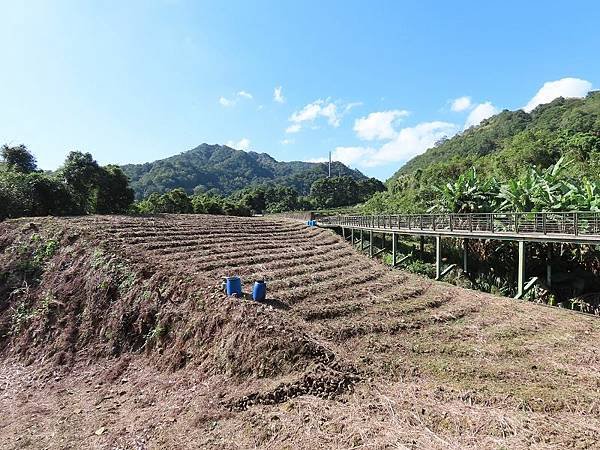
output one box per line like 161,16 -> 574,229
328,151 -> 331,178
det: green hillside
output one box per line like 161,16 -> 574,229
390,91 -> 600,183
371,91 -> 600,212
122,143 -> 366,199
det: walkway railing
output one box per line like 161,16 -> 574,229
319,212 -> 600,238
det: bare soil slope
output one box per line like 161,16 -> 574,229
0,215 -> 599,449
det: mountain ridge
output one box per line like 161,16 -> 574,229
122,143 -> 366,199
388,91 -> 600,184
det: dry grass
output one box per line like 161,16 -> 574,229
0,214 -> 599,448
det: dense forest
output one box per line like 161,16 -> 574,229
134,176 -> 385,215
0,145 -> 384,220
122,143 -> 366,199
0,145 -> 133,221
369,91 -> 600,213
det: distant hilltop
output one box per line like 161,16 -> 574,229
121,143 -> 366,199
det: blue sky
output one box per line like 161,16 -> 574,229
1,1 -> 599,180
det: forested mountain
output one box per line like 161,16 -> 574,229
122,144 -> 366,199
370,91 -> 600,212
391,91 -> 600,183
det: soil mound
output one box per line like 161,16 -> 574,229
0,216 -> 353,387
1,214 -> 599,449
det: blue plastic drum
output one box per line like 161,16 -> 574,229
252,280 -> 267,301
226,276 -> 242,297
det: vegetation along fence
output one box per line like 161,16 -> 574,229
319,212 -> 600,239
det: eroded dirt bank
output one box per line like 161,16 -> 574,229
1,215 -> 599,449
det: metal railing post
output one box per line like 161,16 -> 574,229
542,213 -> 547,234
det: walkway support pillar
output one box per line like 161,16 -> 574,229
369,230 -> 374,257
351,228 -> 355,247
392,232 -> 397,266
435,235 -> 442,280
420,236 -> 425,257
360,230 -> 364,251
463,238 -> 469,274
517,240 -> 526,298
547,243 -> 553,288
342,227 -> 346,240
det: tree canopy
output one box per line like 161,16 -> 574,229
1,144 -> 38,173
0,147 -> 134,221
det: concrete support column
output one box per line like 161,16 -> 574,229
463,238 -> 469,274
435,235 -> 442,280
342,227 -> 346,240
360,230 -> 364,251
392,232 -> 397,266
547,243 -> 553,288
517,240 -> 526,298
351,228 -> 355,247
369,230 -> 373,257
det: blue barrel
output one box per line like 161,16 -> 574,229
252,280 -> 267,301
226,276 -> 242,297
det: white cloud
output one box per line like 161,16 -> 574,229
273,86 -> 285,103
451,96 -> 472,112
332,146 -> 377,166
237,90 -> 253,99
218,90 -> 254,107
331,121 -> 457,168
226,138 -> 251,150
281,138 -> 294,145
524,77 -> 592,112
290,100 -> 337,125
353,110 -> 410,141
219,96 -> 233,107
366,121 -> 457,166
287,98 -> 353,132
344,102 -> 363,113
306,157 -> 329,163
464,102 -> 498,129
285,124 -> 301,134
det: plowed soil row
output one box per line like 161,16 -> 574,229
0,214 -> 599,449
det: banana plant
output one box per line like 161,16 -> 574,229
428,168 -> 498,213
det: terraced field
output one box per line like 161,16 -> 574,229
0,214 -> 599,449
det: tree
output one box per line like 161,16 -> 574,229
136,193 -> 162,214
161,188 -> 193,213
94,165 -> 135,213
429,168 -> 498,213
59,152 -> 101,213
192,193 -> 224,215
0,171 -> 77,219
357,177 -> 386,201
310,176 -> 360,208
264,185 -> 298,212
1,144 -> 38,173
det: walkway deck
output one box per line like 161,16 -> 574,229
318,212 -> 600,245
